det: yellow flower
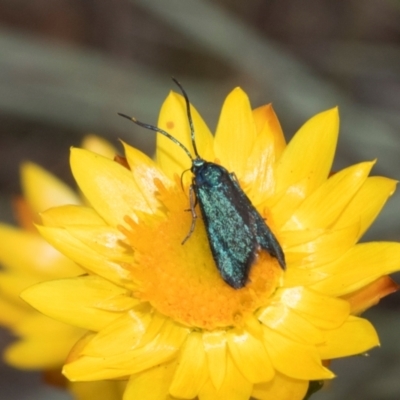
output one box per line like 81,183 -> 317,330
0,161 -> 84,370
22,89 -> 400,400
0,135 -> 125,399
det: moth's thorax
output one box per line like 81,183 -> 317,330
191,158 -> 229,188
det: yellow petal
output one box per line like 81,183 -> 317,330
252,104 -> 285,158
170,332 -> 208,398
64,357 -> 133,381
111,319 -> 188,371
12,312 -> 77,338
246,104 -> 285,205
278,287 -> 350,329
318,316 -> 379,359
0,223 -> 82,278
311,242 -> 400,296
242,124 -> 276,204
5,335 -> 79,370
124,361 -> 176,400
21,276 -> 133,331
262,326 -> 334,380
65,225 -> 133,263
283,161 -> 374,230
258,303 -> 324,346
286,224 -> 360,269
21,162 -> 80,214
343,276 -> 399,315
203,330 -> 227,391
252,372 -> 308,400
283,266 -> 326,288
198,354 -> 252,400
5,313 -> 82,369
0,272 -> 40,306
66,331 -> 95,364
64,320 -> 188,380
81,134 -> 118,159
214,88 -> 257,178
156,91 -> 214,178
279,228 -> 324,248
227,329 -> 274,383
123,142 -> 170,206
41,205 -> 106,227
0,296 -> 28,327
82,310 -> 154,357
333,176 -> 397,238
274,108 -> 339,210
37,225 -> 132,285
268,178 -> 311,228
70,148 -> 152,227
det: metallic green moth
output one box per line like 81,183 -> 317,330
119,79 -> 285,289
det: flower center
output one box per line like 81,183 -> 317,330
122,180 -> 283,330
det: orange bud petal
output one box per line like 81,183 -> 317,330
342,276 -> 399,315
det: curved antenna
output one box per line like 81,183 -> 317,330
172,78 -> 200,158
118,113 -> 194,162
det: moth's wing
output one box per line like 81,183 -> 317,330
195,173 -> 259,288
251,209 -> 286,269
229,174 -> 286,270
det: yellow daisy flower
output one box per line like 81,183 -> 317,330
0,161 -> 84,370
22,88 -> 400,400
0,135 -> 125,399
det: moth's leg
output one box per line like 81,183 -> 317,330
180,168 -> 191,191
182,184 -> 198,244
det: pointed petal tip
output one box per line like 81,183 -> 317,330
227,86 -> 248,99
232,86 -> 245,93
20,160 -> 35,173
20,161 -> 46,182
167,90 -> 181,101
321,106 -> 339,119
81,135 -> 117,159
19,284 -> 36,305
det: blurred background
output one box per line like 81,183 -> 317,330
0,0 -> 399,399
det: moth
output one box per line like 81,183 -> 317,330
119,79 -> 285,289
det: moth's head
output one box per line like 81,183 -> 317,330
191,157 -> 205,173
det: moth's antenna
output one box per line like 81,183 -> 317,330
118,113 -> 194,162
172,78 -> 200,158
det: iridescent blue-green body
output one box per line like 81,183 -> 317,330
192,158 -> 286,289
